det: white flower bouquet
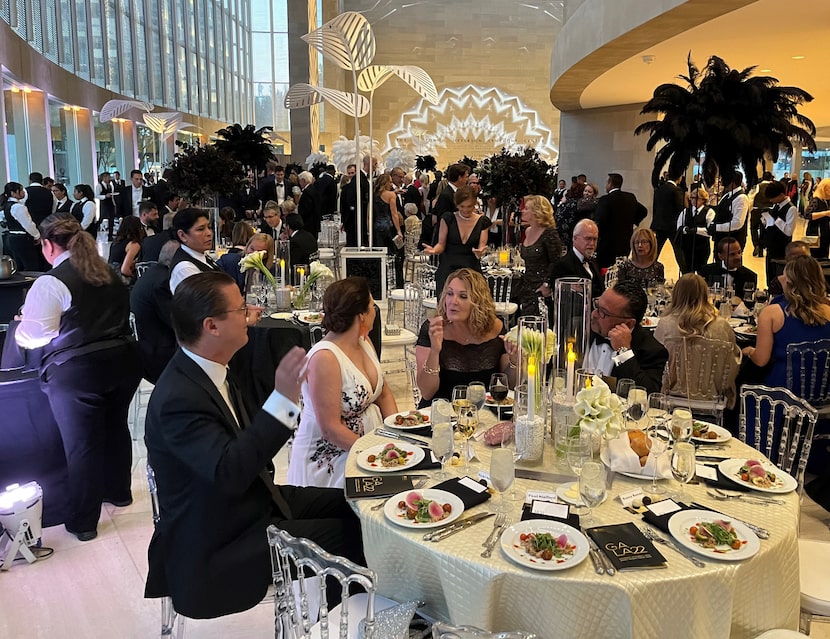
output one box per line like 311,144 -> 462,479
294,260 -> 334,307
239,250 -> 276,286
573,376 -> 624,440
504,326 -> 556,363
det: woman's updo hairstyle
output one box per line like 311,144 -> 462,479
321,277 -> 371,334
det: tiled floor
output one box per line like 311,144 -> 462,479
2,231 -> 829,637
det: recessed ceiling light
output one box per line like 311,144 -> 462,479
792,55 -> 806,60
760,68 -> 772,73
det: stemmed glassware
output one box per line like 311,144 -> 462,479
489,447 -> 515,513
627,386 -> 648,428
431,399 -> 455,479
565,432 -> 592,514
467,382 -> 487,412
670,442 -> 696,501
647,393 -> 668,428
488,373 -> 509,420
646,429 -> 669,496
578,461 -> 607,527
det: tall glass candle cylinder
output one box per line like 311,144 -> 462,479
277,239 -> 291,286
514,316 -> 547,465
553,277 -> 592,400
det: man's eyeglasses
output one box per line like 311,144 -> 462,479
633,240 -> 651,246
592,298 -> 632,320
218,304 -> 249,317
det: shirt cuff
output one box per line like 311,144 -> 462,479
612,349 -> 635,366
262,390 -> 301,430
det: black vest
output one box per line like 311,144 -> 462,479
71,200 -> 85,224
682,205 -> 710,229
715,190 -> 741,227
169,247 -> 217,274
764,203 -> 794,259
3,200 -> 26,233
55,198 -> 72,214
41,259 -> 132,370
25,185 -> 54,225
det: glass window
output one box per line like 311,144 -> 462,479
75,0 -> 90,77
251,33 -> 273,83
92,114 -> 117,174
49,101 -> 72,186
254,82 -> 272,128
120,8 -> 134,95
136,123 -> 159,176
251,0 -> 269,29
271,0 -> 287,32
272,33 -> 288,84
102,0 -> 118,88
44,0 -> 59,62
58,0 -> 75,69
177,45 -> 188,110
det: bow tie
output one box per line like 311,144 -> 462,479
582,256 -> 596,265
276,183 -> 284,188
592,333 -> 611,347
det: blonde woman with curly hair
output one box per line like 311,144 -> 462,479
416,268 -> 518,405
744,255 -> 830,386
806,177 -> 830,258
617,227 -> 665,288
518,195 -> 563,315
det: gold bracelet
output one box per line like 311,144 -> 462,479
508,359 -> 517,369
422,363 -> 440,375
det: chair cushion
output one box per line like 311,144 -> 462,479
752,631 -> 807,638
381,328 -> 417,347
308,593 -> 398,639
799,538 -> 830,617
423,297 -> 438,309
494,302 -> 518,316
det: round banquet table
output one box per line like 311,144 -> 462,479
345,430 -> 801,638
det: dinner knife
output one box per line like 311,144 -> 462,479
585,533 -> 616,576
375,429 -> 431,447
643,526 -> 706,568
580,527 -> 606,575
689,502 -> 770,540
422,511 -> 492,542
427,512 -> 495,542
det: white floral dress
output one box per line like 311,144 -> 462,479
287,338 -> 383,488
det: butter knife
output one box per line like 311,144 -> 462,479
580,527 -> 606,575
424,512 -> 494,542
375,429 -> 431,447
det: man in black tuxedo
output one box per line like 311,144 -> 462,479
129,240 -> 179,383
585,280 -> 668,395
698,237 -> 758,294
259,201 -> 283,241
339,155 -> 373,246
144,272 -> 363,618
259,162 -> 287,206
593,172 -> 647,269
52,183 -> 73,214
285,213 -> 318,276
651,173 -> 685,266
541,219 -> 605,297
297,171 -> 321,237
119,170 -> 155,219
152,169 -> 172,212
314,164 -> 338,218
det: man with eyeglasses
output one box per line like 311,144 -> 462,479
144,271 -> 364,618
585,280 -> 668,394
539,218 -> 605,298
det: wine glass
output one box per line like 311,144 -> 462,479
578,461 -> 607,527
432,421 -> 455,480
431,399 -> 455,478
488,373 -> 509,420
670,442 -> 696,501
565,433 -> 592,515
646,429 -> 669,496
627,386 -> 648,428
451,385 -> 469,416
616,378 -> 635,402
647,393 -> 668,428
489,447 -> 515,513
467,382 -> 486,411
456,404 -> 479,474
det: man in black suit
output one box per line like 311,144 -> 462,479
297,171 -> 321,237
651,173 -> 685,267
339,155 -> 373,246
585,279 -> 668,395
541,219 -> 605,297
52,183 -> 73,214
314,164 -> 338,218
152,169 -> 172,212
118,170 -> 154,219
144,271 -> 363,618
593,172 -> 648,269
25,172 -> 54,270
285,213 -> 318,278
259,201 -> 283,241
129,240 -> 179,383
698,236 -> 758,294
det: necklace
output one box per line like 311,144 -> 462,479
455,211 -> 473,221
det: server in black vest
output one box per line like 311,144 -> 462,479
708,170 -> 750,249
52,183 -> 73,214
676,186 -> 715,274
761,181 -> 797,288
95,172 -> 117,240
2,181 -> 42,270
14,215 -> 141,541
25,172 -> 54,227
169,207 -> 221,293
70,184 -> 97,235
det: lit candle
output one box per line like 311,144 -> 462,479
527,354 -> 537,420
566,342 -> 576,400
280,259 -> 286,287
299,267 -> 306,288
498,248 -> 510,266
585,376 -> 592,389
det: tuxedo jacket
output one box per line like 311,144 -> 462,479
651,181 -> 685,233
314,172 -> 338,217
548,248 -> 605,297
289,230 -> 318,269
608,326 -> 669,396
339,172 -> 370,245
129,263 -> 175,383
298,186 -> 322,236
593,189 -> 647,268
697,262 -> 758,295
144,349 -> 294,618
118,186 -> 155,218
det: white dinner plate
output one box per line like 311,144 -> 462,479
383,489 -> 464,529
599,447 -> 668,481
484,390 -> 515,408
499,519 -> 589,571
717,458 -> 797,494
691,422 -> 732,444
555,482 -> 608,507
269,312 -> 293,320
667,509 -> 760,561
294,311 -> 324,325
727,318 -> 744,327
640,316 -> 660,328
734,325 -> 758,337
356,442 -> 426,473
383,408 -> 432,430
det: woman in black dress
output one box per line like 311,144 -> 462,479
108,215 -> 146,285
517,195 -> 563,315
424,186 -> 490,296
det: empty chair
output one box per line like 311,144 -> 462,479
403,216 -> 427,283
431,621 -> 537,639
798,538 -> 830,634
660,335 -> 741,426
381,283 -> 422,407
739,384 -> 817,492
417,262 -> 438,309
485,273 -> 517,327
267,525 -> 403,639
786,338 -> 830,472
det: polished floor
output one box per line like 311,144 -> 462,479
2,234 -> 830,637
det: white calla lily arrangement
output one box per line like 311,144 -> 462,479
573,375 -> 624,440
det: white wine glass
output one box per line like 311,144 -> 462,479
566,432 -> 592,515
451,385 -> 469,415
670,442 -> 696,502
431,421 -> 455,480
456,404 -> 479,474
467,382 -> 486,411
646,429 -> 669,496
489,448 -> 515,513
579,461 -> 607,527
647,393 -> 668,428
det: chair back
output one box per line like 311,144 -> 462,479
267,525 -> 379,639
129,311 -> 139,341
660,334 -> 740,406
416,263 -> 437,300
739,384 -> 818,491
404,218 -> 422,259
135,261 -> 157,278
432,621 -> 537,639
486,273 -> 512,305
146,462 -> 162,526
786,338 -> 830,409
402,283 -> 425,332
309,325 -> 324,345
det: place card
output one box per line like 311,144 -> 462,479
530,501 -> 569,519
618,488 -> 645,508
645,499 -> 681,517
695,464 -> 718,481
459,476 -> 487,493
525,490 -> 559,505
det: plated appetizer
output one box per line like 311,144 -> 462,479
393,410 -> 430,427
516,532 -> 576,563
396,491 -> 453,523
738,459 -> 779,489
688,520 -> 745,553
368,443 -> 415,468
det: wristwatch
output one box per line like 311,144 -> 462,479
614,346 -> 631,357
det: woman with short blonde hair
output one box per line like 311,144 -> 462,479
617,227 -> 664,288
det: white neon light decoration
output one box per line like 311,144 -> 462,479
383,84 -> 558,162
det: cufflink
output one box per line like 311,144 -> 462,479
288,411 -> 296,418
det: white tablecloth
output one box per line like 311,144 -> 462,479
345,432 -> 801,638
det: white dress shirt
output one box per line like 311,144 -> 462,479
131,186 -> 143,216
16,252 -> 73,349
181,347 -> 300,429
78,198 -> 96,230
7,199 -> 40,239
169,245 -> 210,293
762,198 -> 797,237
713,187 -> 750,233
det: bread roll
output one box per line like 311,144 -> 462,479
628,430 -> 652,466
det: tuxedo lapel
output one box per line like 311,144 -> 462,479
174,351 -> 239,437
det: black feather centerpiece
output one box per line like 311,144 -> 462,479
415,155 -> 437,172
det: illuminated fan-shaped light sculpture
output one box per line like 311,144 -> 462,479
143,112 -> 184,143
285,84 -> 369,118
99,99 -> 153,123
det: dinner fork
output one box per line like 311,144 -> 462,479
712,488 -> 785,505
481,513 -> 506,548
706,490 -> 770,506
369,476 -> 429,511
481,516 -> 511,558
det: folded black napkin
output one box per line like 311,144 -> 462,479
641,501 -> 694,533
698,466 -> 751,492
520,502 -> 580,529
400,425 -> 432,438
411,447 -> 441,471
432,477 -> 491,509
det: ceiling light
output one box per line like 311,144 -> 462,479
760,69 -> 772,73
791,55 -> 806,60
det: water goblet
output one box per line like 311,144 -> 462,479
566,432 -> 592,514
646,429 -> 669,496
579,461 -> 607,527
670,442 -> 696,501
489,447 -> 515,513
431,421 -> 455,480
647,393 -> 668,428
468,382 -> 486,411
627,386 -> 648,428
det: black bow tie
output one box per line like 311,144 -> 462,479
592,333 -> 611,347
276,183 -> 284,188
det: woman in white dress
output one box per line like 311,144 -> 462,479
288,277 -> 398,488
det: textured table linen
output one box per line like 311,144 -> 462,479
345,433 -> 801,638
